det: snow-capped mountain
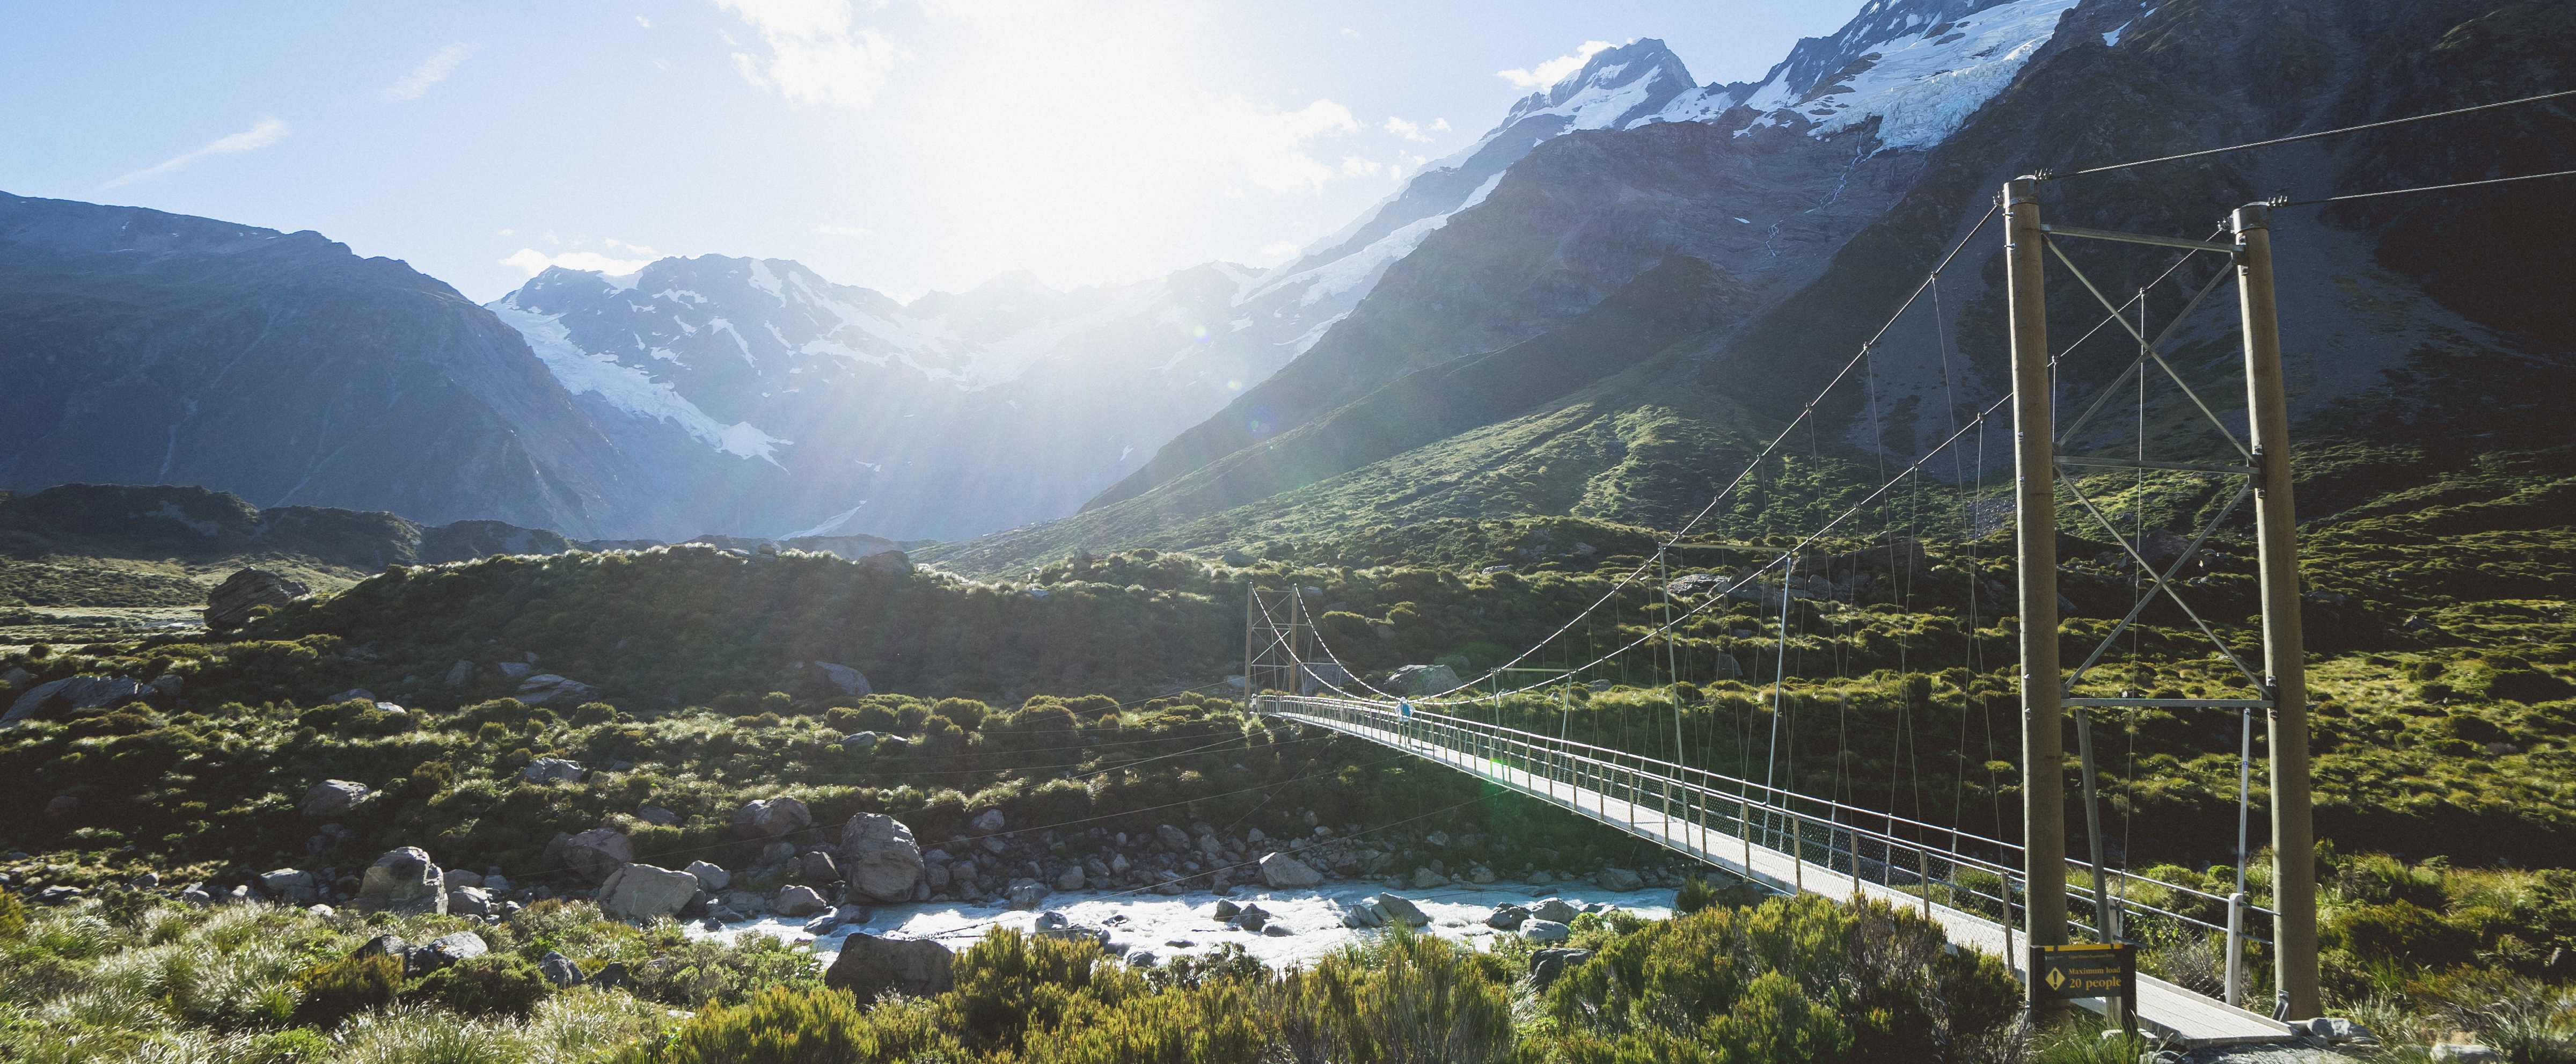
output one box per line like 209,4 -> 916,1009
485,41 -> 1736,541
965,0 -> 2575,573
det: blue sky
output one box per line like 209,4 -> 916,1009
2,1 -> 1854,303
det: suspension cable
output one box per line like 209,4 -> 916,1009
2056,88 -> 2576,178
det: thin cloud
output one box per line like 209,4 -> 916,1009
1382,116 -> 1431,142
814,223 -> 874,237
502,248 -> 656,277
384,43 -> 479,101
717,0 -> 909,111
1210,97 -> 1358,194
635,14 -> 653,28
101,118 -> 289,190
1497,40 -> 1612,89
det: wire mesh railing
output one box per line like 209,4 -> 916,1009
1259,693 -> 2271,996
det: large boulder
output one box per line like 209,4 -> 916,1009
205,568 -> 308,633
356,847 -> 445,915
731,797 -> 814,840
813,662 -> 872,697
411,932 -> 488,972
5,675 -> 149,726
684,861 -> 731,892
825,932 -> 954,1001
1371,893 -> 1430,928
1595,868 -> 1645,892
558,829 -> 635,882
300,779 -> 370,818
1529,898 -> 1580,924
516,674 -> 602,707
1258,852 -> 1324,889
258,868 -> 317,902
772,886 -> 830,917
596,863 -> 699,921
1523,920 -> 1572,944
836,814 -> 925,903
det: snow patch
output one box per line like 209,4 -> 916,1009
489,298 -> 788,464
1759,0 -> 2082,151
782,501 -> 869,539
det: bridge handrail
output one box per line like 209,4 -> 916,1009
1262,694 -> 2272,937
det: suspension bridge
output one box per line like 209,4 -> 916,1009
1233,93 -> 2576,1050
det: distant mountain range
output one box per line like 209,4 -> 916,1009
6,0 -> 2571,560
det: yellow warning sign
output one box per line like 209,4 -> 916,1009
2030,943 -> 2135,1002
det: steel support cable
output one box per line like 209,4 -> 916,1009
2054,88 -> 2576,179
1277,205 -> 2002,708
2275,166 -> 2576,207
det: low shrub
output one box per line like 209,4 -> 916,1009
294,951 -> 405,1030
409,953 -> 553,1018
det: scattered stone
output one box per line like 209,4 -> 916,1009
598,864 -> 699,921
205,568 -> 308,632
149,673 -> 183,697
129,871 -> 160,889
539,951 -> 584,987
1006,880 -> 1048,909
836,814 -> 926,903
447,869 -> 484,889
825,933 -> 955,1001
1156,823 -> 1192,850
6,675 -> 149,726
448,886 -> 495,917
355,934 -> 409,960
1486,905 -> 1530,930
1523,920 -> 1572,944
685,861 -> 731,892
1127,951 -> 1159,967
1236,905 -> 1270,932
588,962 -> 631,990
636,805 -> 682,827
804,907 -> 853,935
356,847 -> 446,915
1411,867 -> 1448,890
1595,868 -> 1644,892
1529,898 -> 1579,924
411,932 -> 488,972
522,757 -> 586,784
2308,1018 -> 2371,1044
329,687 -> 377,704
2432,1047 -> 2502,1063
772,886 -> 829,917
515,674 -> 602,707
35,885 -> 85,905
495,661 -> 535,681
1529,948 -> 1593,988
306,904 -> 334,917
841,731 -> 880,753
970,808 -> 1007,833
258,868 -> 316,902
1056,865 -> 1085,891
442,660 -> 475,687
733,797 -> 815,839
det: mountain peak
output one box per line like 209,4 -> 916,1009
1501,39 -> 1695,129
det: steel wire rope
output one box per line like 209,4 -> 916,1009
2054,88 -> 2576,179
1274,205 -> 2003,708
2273,166 -> 2576,207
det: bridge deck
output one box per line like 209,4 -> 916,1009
1274,708 -> 2292,1049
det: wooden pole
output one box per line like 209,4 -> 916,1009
2233,202 -> 2319,1019
2004,177 -> 2070,1006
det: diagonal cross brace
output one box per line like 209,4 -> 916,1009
2045,237 -> 2250,457
2053,468 -> 2265,687
2063,480 -> 2255,690
2056,263 -> 2236,449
